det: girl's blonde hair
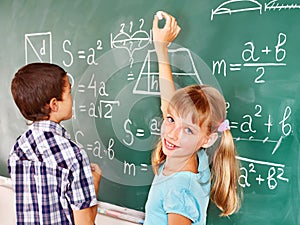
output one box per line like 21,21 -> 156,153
152,84 -> 241,216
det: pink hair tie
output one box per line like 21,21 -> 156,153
218,119 -> 230,132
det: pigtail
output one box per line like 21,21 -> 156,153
210,129 -> 241,216
151,140 -> 166,175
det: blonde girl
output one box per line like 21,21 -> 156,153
144,12 -> 241,225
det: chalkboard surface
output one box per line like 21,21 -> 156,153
0,0 -> 299,224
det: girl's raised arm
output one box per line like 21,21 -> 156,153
152,11 -> 181,116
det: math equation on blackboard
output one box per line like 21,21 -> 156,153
23,16 -> 294,191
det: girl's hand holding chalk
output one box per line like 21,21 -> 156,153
156,11 -> 163,20
152,10 -> 181,64
154,10 -> 181,34
153,10 -> 181,50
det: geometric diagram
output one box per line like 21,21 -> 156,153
25,32 -> 52,64
110,27 -> 151,68
211,0 -> 263,20
133,48 -> 203,95
211,0 -> 300,21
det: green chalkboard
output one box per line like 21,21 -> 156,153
0,0 -> 299,224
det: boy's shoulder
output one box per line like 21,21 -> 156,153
30,120 -> 70,138
12,120 -> 83,164
15,120 -> 74,152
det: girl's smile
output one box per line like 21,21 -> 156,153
163,138 -> 177,151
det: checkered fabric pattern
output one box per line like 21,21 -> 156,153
8,120 -> 97,225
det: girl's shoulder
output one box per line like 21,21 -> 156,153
197,150 -> 209,172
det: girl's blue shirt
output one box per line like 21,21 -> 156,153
144,150 -> 211,225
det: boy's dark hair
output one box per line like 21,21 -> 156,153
11,62 -> 67,122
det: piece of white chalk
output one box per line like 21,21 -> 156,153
156,11 -> 163,20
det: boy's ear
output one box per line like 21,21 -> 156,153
49,98 -> 58,112
202,132 -> 218,148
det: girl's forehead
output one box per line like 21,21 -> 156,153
169,102 -> 199,120
168,108 -> 200,130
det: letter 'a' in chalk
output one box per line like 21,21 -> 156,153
156,11 -> 163,20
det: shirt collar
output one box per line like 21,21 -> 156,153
30,120 -> 71,139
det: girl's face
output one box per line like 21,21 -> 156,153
161,107 -> 209,158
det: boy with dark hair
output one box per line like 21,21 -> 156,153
8,63 -> 101,225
